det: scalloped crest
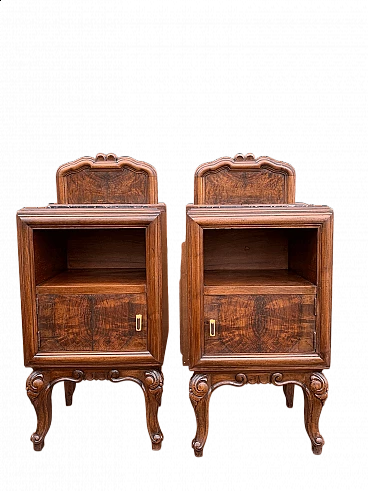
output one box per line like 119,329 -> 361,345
194,153 -> 296,205
56,153 -> 158,204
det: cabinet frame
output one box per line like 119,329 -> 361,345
17,204 -> 167,368
183,205 -> 333,371
181,154 -> 333,457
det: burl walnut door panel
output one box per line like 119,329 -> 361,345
204,294 -> 316,355
37,294 -> 93,351
93,294 -> 147,351
37,293 -> 147,352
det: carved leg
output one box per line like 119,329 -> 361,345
64,381 -> 76,406
24,370 -> 84,452
143,370 -> 164,450
26,371 -> 53,451
189,374 -> 211,457
283,384 -> 295,408
302,373 -> 328,455
108,368 -> 164,450
189,372 -> 247,457
272,371 -> 328,455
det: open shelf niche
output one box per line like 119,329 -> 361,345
33,228 -> 146,294
203,228 -> 318,294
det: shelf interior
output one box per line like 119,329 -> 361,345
205,269 -> 315,286
204,269 -> 316,294
203,228 -> 318,294
36,268 -> 146,294
33,228 -> 147,294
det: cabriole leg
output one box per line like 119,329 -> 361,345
143,370 -> 164,450
189,373 -> 211,457
302,373 -> 328,455
272,371 -> 328,455
26,370 -> 53,451
108,368 -> 164,450
189,372 -> 247,457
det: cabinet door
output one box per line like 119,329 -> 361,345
37,294 -> 93,351
37,293 -> 147,352
204,294 -> 316,355
93,294 -> 147,351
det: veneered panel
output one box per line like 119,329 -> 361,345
203,167 -> 286,204
204,294 -> 315,355
93,294 -> 147,351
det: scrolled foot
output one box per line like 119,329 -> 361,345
193,440 -> 203,457
150,433 -> 164,452
32,435 -> 45,452
311,434 -> 325,455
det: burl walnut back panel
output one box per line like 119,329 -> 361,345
194,153 -> 295,205
56,153 -> 158,204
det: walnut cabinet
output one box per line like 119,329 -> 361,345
18,153 -> 168,451
180,153 -> 333,456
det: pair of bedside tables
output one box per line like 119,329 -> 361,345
17,152 -> 333,456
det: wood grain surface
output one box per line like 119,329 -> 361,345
194,153 -> 296,205
67,228 -> 146,269
37,293 -> 147,352
204,269 -> 316,294
204,228 -> 288,270
36,268 -> 146,294
204,294 -> 316,355
65,168 -> 149,204
37,294 -> 93,351
202,167 -> 286,204
56,154 -> 158,204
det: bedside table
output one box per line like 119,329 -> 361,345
18,153 -> 168,451
180,153 -> 333,456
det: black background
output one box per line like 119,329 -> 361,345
13,152 -> 337,465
